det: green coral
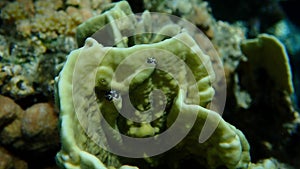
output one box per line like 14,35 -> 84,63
55,1 -> 256,169
76,1 -> 183,47
55,1 -> 297,169
235,34 -> 299,164
241,34 -> 294,94
56,33 -> 250,169
76,1 -> 134,47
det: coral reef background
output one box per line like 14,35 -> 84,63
0,0 -> 299,168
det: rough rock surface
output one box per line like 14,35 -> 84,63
0,95 -> 24,148
0,95 -> 60,168
21,103 -> 59,152
0,95 -> 23,128
0,147 -> 28,169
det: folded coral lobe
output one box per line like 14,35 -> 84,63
55,1 -> 250,169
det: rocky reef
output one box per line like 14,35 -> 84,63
0,0 -> 111,101
0,0 -> 299,169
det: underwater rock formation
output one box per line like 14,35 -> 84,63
0,0 -> 111,101
0,95 -> 24,149
0,95 -> 60,168
0,147 -> 28,169
143,0 -> 214,35
21,103 -> 59,152
0,95 -> 59,149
